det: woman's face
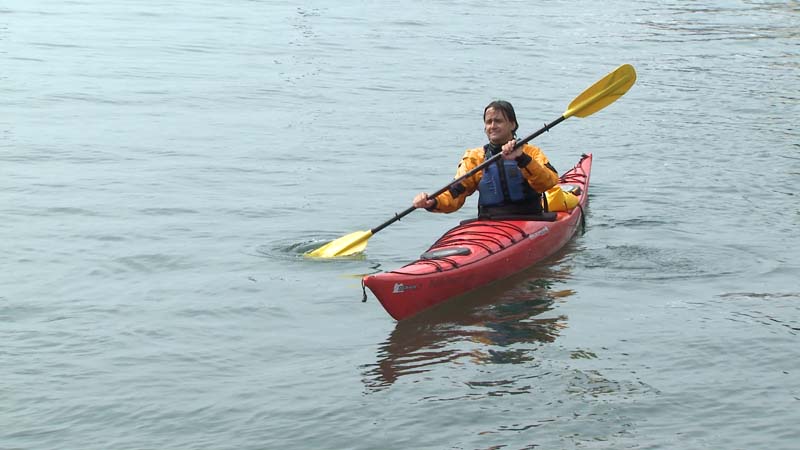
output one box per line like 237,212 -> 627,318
484,107 -> 516,145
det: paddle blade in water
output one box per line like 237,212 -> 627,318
305,230 -> 373,258
563,64 -> 637,119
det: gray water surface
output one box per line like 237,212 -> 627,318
2,1 -> 799,449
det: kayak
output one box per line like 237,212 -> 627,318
362,153 -> 592,320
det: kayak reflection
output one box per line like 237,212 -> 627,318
361,250 -> 577,391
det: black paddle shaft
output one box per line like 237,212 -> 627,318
370,115 -> 567,235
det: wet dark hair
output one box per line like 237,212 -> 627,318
483,100 -> 519,134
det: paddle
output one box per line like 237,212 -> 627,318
307,64 -> 637,258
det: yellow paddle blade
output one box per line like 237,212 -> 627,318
305,230 -> 373,258
563,64 -> 637,119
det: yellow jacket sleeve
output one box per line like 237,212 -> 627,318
429,148 -> 485,213
517,144 -> 559,193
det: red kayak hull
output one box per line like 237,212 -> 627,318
363,153 -> 592,320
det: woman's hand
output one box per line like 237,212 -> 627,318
501,139 -> 523,160
413,192 -> 435,209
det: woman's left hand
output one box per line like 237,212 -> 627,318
501,139 -> 523,160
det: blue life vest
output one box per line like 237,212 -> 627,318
477,144 -> 539,207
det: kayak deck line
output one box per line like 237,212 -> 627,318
393,220 -> 531,274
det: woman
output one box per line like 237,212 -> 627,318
413,100 -> 559,217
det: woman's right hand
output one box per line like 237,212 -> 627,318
413,192 -> 435,209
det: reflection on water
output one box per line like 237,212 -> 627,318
362,249 -> 578,391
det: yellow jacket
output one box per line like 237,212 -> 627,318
431,144 -> 559,213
